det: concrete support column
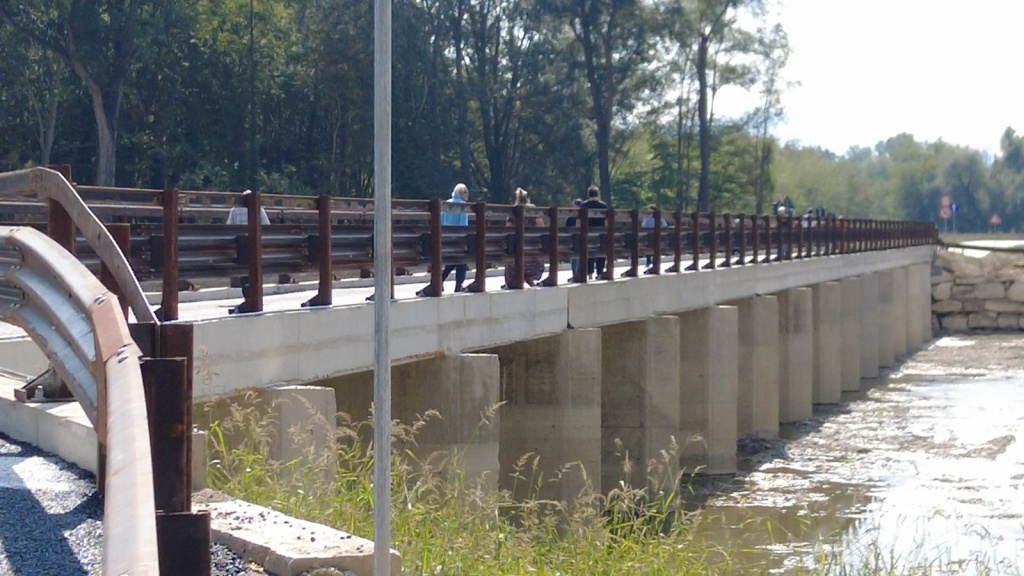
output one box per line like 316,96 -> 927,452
735,295 -> 779,438
497,329 -> 601,503
777,288 -> 813,423
860,273 -> 880,379
877,270 -> 896,368
328,354 -> 502,485
917,262 -> 934,342
812,282 -> 842,404
905,265 -> 924,350
840,277 -> 862,392
394,354 -> 501,483
265,385 -> 337,482
600,316 -> 680,493
892,267 -> 909,359
678,306 -> 739,475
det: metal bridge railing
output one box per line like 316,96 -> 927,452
0,226 -> 158,575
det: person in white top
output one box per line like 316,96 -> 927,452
226,190 -> 270,225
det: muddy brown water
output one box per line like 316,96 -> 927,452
687,334 -> 1024,574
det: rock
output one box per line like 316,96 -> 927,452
932,300 -> 963,314
955,274 -> 988,285
951,284 -> 975,298
935,249 -> 984,277
997,314 -> 1020,329
933,314 -> 942,333
984,299 -> 1021,313
931,270 -> 955,285
961,299 -> 983,313
1008,281 -> 1024,302
968,312 -> 998,329
932,282 -> 953,301
973,282 -> 1007,300
941,314 -> 969,331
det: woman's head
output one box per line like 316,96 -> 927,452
514,187 -> 530,205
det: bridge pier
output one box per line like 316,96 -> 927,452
265,385 -> 337,483
777,288 -> 813,423
735,295 -> 779,439
494,329 -> 601,503
329,354 -> 502,484
912,263 -> 934,345
892,267 -> 909,359
677,306 -> 738,475
877,270 -> 896,367
840,277 -> 862,392
860,273 -> 880,378
599,316 -> 680,494
812,282 -> 842,404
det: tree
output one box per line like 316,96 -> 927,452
559,0 -> 656,205
1,1 -> 174,185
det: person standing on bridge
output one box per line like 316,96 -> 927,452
417,183 -> 471,296
581,185 -> 608,279
225,190 -> 271,225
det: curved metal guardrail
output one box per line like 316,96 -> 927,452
0,167 -> 156,324
0,169 -> 159,574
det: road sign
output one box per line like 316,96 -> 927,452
939,206 -> 953,220
990,212 -> 1003,226
940,194 -> 953,207
950,202 -> 959,213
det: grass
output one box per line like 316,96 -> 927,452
204,397 -> 1021,575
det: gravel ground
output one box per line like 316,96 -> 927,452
0,433 -> 264,575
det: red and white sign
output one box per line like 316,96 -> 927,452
990,212 -> 1003,226
940,194 -> 953,208
939,206 -> 953,220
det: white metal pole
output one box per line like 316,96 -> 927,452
372,0 -> 393,568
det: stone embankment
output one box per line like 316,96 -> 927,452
932,248 -> 1024,331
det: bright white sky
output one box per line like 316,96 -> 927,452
723,0 -> 1024,157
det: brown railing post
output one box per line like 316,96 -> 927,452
751,215 -> 760,264
511,204 -> 526,289
668,210 -> 683,273
160,188 -> 180,321
703,212 -> 717,269
576,206 -> 590,283
429,199 -> 443,296
686,212 -> 700,271
721,213 -> 733,268
305,195 -> 333,307
624,208 -> 639,277
543,205 -> 560,286
774,215 -> 785,262
473,202 -> 487,292
736,214 -> 746,266
796,216 -> 805,258
652,207 -> 662,275
145,321 -> 211,576
241,190 -> 264,312
101,223 -> 132,320
786,216 -> 795,261
604,207 -> 615,280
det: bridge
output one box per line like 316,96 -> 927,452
0,167 -> 936,574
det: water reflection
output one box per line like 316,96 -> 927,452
689,369 -> 1024,574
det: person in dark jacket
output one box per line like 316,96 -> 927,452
580,186 -> 607,279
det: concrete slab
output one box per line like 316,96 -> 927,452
193,490 -> 401,576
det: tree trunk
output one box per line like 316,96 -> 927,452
596,109 -> 612,205
452,3 -> 475,189
78,69 -> 123,186
696,33 -> 711,213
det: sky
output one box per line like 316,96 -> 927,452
723,0 -> 1024,157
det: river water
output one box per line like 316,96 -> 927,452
690,334 -> 1024,574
